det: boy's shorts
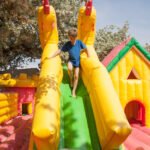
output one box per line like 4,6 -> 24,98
69,60 -> 80,68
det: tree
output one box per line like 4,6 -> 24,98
0,0 -> 40,70
145,43 -> 150,53
95,22 -> 130,61
0,0 -> 83,70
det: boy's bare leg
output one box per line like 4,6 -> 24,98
72,67 -> 79,97
67,61 -> 73,87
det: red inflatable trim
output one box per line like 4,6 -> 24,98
42,0 -> 50,14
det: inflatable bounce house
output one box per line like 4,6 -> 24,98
0,0 -> 149,150
0,73 -> 38,149
28,0 -> 131,149
102,37 -> 150,149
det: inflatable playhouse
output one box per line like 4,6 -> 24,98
0,73 -> 38,149
0,0 -> 149,150
102,37 -> 150,149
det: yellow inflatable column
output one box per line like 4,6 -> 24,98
30,5 -> 62,150
78,6 -> 131,149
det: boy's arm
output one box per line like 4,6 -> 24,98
80,41 -> 90,57
46,49 -> 61,59
85,48 -> 90,57
81,48 -> 90,57
41,50 -> 61,64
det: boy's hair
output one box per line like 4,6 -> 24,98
68,28 -> 77,37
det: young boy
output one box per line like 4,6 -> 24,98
45,28 -> 90,97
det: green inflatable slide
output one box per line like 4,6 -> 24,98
59,67 -> 101,150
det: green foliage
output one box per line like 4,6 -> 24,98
145,43 -> 150,53
0,0 -> 83,70
0,0 -> 40,70
95,22 -> 130,61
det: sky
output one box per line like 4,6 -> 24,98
93,0 -> 150,45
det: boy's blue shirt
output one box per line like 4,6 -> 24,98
61,40 -> 86,67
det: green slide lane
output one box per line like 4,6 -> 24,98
59,67 -> 101,150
